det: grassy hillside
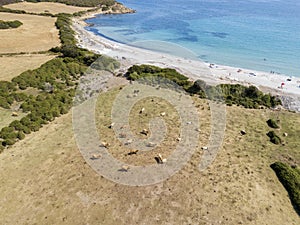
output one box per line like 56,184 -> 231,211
0,88 -> 299,224
0,2 -> 298,223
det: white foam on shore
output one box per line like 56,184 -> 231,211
72,16 -> 300,99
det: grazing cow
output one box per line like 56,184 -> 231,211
139,108 -> 145,114
100,142 -> 109,148
141,129 -> 149,135
127,149 -> 139,155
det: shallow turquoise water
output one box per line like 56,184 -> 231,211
86,0 -> 300,76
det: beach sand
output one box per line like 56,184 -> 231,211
72,12 -> 300,112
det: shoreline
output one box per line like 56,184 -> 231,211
72,8 -> 300,112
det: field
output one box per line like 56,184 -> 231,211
0,2 -> 299,223
0,54 -> 55,81
4,2 -> 93,14
0,82 -> 299,224
0,12 -> 60,53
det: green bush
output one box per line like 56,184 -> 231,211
125,64 -> 192,88
17,131 -> 25,140
267,131 -> 281,144
267,119 -> 280,128
271,162 -> 300,213
2,138 -> 16,146
0,20 -> 22,29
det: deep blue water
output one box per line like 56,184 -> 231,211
86,0 -> 300,76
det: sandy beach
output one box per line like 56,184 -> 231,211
72,12 -> 300,111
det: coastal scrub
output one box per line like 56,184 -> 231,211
0,19 -> 22,29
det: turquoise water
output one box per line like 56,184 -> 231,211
86,0 -> 300,76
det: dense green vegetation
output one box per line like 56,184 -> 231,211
0,13 -> 103,149
125,64 -> 282,109
0,55 -> 91,147
267,118 -> 280,129
25,0 -> 115,7
271,162 -> 300,214
0,20 -> 22,29
126,64 -> 192,88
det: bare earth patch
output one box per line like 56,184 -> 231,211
0,13 -> 60,53
3,2 -> 93,15
0,84 -> 299,224
0,54 -> 55,81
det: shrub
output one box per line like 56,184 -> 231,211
125,64 -> 192,88
17,131 -> 25,140
0,20 -> 22,29
2,138 -> 16,146
267,131 -> 281,144
271,162 -> 300,213
267,119 -> 279,129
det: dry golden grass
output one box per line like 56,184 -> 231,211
0,13 -> 60,53
4,2 -> 93,14
0,54 -> 56,81
95,88 -> 210,166
0,82 -> 299,224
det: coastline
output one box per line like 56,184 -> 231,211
72,8 -> 300,112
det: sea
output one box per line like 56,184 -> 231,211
85,0 -> 300,77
